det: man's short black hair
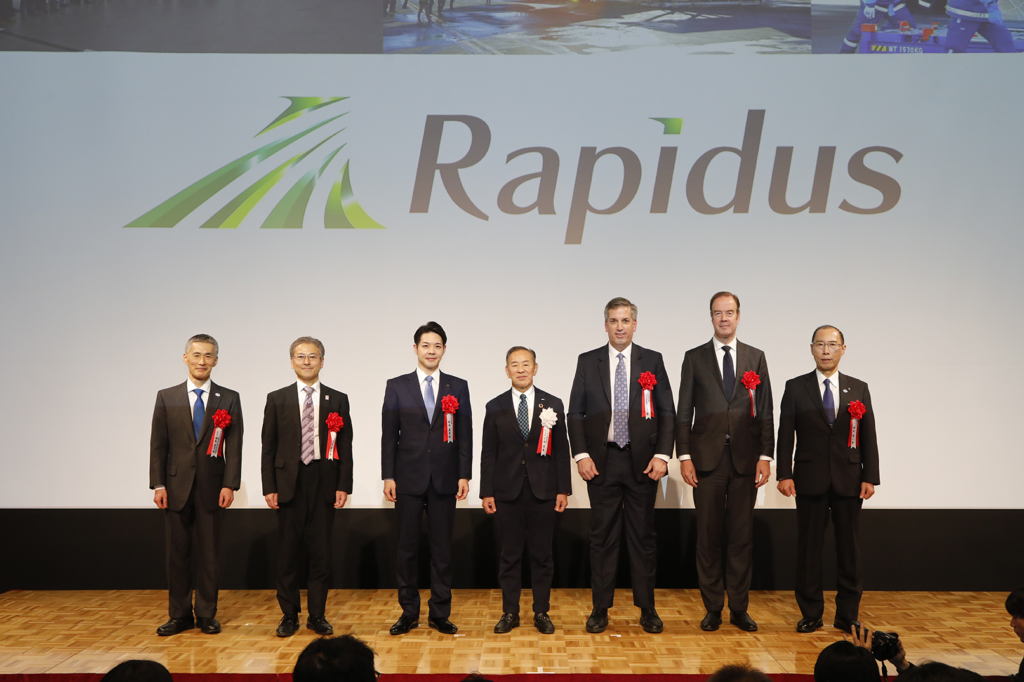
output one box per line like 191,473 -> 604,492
414,321 -> 447,346
898,662 -> 987,682
1007,586 -> 1024,619
814,641 -> 879,682
707,663 -> 773,682
294,635 -> 377,682
102,660 -> 173,682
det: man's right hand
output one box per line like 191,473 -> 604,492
482,497 -> 497,514
681,460 -> 698,487
265,493 -> 279,509
777,479 -> 796,497
153,489 -> 168,509
383,480 -> 397,502
577,458 -> 599,481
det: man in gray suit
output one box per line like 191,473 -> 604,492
150,334 -> 243,636
676,292 -> 774,632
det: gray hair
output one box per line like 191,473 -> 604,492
290,336 -> 325,357
604,297 -> 638,321
185,334 -> 219,356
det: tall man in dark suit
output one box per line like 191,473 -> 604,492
677,292 -> 774,632
480,346 -> 572,635
382,321 -> 472,636
568,297 -> 675,634
776,325 -> 879,634
150,334 -> 243,636
262,336 -> 353,638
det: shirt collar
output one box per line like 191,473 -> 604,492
416,367 -> 441,386
815,369 -> 840,387
608,343 -> 632,361
512,385 -> 535,402
297,380 -> 321,395
712,336 -> 737,354
187,378 -> 212,394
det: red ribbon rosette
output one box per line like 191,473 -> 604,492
741,371 -> 760,417
638,371 -> 657,419
206,409 -> 231,458
847,400 -> 866,448
441,395 -> 459,443
326,412 -> 344,461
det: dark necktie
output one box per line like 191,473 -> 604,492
722,346 -> 735,401
823,378 -> 835,426
192,389 -> 205,441
517,393 -> 529,440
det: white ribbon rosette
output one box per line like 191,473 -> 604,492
537,407 -> 558,456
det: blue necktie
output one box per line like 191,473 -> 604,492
823,378 -> 835,426
424,375 -> 435,419
722,346 -> 735,401
518,393 -> 530,440
613,353 -> 629,448
192,389 -> 205,441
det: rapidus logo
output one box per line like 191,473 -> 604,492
126,97 -> 385,229
411,111 -> 904,244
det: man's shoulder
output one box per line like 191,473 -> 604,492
534,388 -> 564,408
210,382 -> 240,398
632,343 -> 664,363
266,384 -> 296,400
737,340 -> 766,357
157,381 -> 187,397
484,392 -> 509,412
319,383 -> 348,401
839,373 -> 870,391
683,340 -> 714,357
442,372 -> 469,389
785,371 -> 817,388
577,345 -> 607,362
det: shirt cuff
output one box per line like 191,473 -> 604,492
759,455 -> 773,461
573,453 -> 590,462
155,486 -> 165,490
385,478 -> 395,482
654,454 -> 670,462
679,454 -> 691,461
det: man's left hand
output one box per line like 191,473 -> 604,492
860,482 -> 875,500
456,478 -> 470,500
218,488 -> 234,508
644,457 -> 668,481
554,494 -> 568,512
755,460 -> 772,488
335,491 -> 348,509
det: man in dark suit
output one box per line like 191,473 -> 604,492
262,336 -> 353,638
568,297 -> 675,634
776,325 -> 879,634
382,321 -> 472,636
677,292 -> 774,633
480,346 -> 572,635
150,334 -> 243,636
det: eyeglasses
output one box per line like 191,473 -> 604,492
292,354 -> 321,362
812,342 -> 842,351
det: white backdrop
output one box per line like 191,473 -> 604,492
1,52 -> 1021,509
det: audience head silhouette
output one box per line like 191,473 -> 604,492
101,660 -> 173,682
294,634 -> 377,682
814,640 -> 879,682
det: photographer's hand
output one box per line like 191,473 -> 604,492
852,623 -> 872,651
888,641 -> 911,673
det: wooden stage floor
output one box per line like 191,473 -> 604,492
0,589 -> 1020,676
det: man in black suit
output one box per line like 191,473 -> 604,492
480,346 -> 572,635
776,325 -> 879,634
262,336 -> 353,638
150,334 -> 243,636
568,297 -> 675,634
382,321 -> 472,636
677,292 -> 774,633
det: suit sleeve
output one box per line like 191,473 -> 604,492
675,352 -> 696,456
860,385 -> 880,485
149,392 -> 169,489
479,406 -> 497,499
775,383 -> 796,481
755,351 -> 775,459
223,392 -> 244,490
458,382 -> 473,480
554,399 -> 572,495
337,394 -> 354,493
381,380 -> 399,481
652,353 -> 676,457
567,356 -> 588,456
261,393 -> 278,496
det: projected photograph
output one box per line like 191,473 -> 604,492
0,0 -> 382,53
383,0 -> 811,55
812,0 -> 1023,52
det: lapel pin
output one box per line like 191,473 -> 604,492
215,393 -> 221,397
326,395 -> 330,400
842,389 -> 848,393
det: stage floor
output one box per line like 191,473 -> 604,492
0,589 -> 1019,676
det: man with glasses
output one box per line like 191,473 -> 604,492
776,325 -> 879,634
262,337 -> 353,637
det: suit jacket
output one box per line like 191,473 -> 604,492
150,381 -> 243,513
567,344 -> 676,484
260,382 -> 354,505
675,339 -> 775,474
381,371 -> 472,496
479,387 -> 572,502
776,371 -> 880,497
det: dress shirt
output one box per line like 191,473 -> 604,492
296,380 -> 321,460
511,385 -> 535,425
816,369 -> 841,421
156,378 -> 212,491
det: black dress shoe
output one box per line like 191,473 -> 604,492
639,608 -> 664,633
390,614 -> 418,635
700,611 -> 722,631
197,617 -> 221,634
585,608 -> 608,633
276,615 -> 299,638
157,617 -> 194,636
428,617 -> 458,635
534,612 -> 555,635
833,618 -> 855,634
493,613 -> 520,633
307,615 -> 333,636
730,611 -> 758,632
797,617 -> 823,633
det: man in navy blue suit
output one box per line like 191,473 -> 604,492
382,321 -> 472,636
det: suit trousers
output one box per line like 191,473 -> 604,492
586,443 -> 657,611
275,459 -> 334,618
496,479 -> 556,614
165,481 -> 223,620
795,485 -> 863,622
395,481 -> 456,620
693,444 -> 756,613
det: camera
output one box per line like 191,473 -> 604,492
852,621 -> 901,661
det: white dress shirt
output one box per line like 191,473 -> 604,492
297,380 -> 321,460
156,378 -> 213,491
816,369 -> 841,421
417,367 -> 443,408
512,385 -> 535,425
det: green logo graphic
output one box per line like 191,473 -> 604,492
125,97 -> 385,229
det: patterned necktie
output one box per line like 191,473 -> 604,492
722,346 -> 735,402
301,386 -> 315,464
192,389 -> 205,441
424,375 -> 435,419
517,393 -> 530,440
823,378 -> 836,426
613,352 -> 629,448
